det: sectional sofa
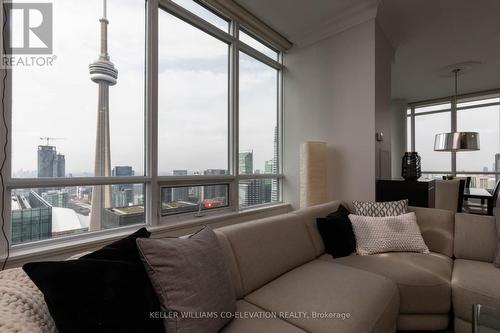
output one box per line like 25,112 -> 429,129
218,200 -> 499,332
1,200 -> 499,332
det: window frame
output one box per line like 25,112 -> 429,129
3,0 -> 285,250
407,89 -> 500,177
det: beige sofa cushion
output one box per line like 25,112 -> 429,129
454,213 -> 497,262
221,300 -> 306,333
245,260 -> 399,333
452,259 -> 500,322
397,314 -> 450,331
408,206 -> 455,257
323,252 -> 452,314
291,200 -> 344,256
215,213 -> 316,296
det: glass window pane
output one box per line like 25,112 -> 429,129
11,0 -> 145,178
171,0 -> 229,32
239,179 -> 279,208
161,184 -> 229,215
456,174 -> 496,190
407,117 -> 412,151
414,112 -> 451,171
456,104 -> 500,172
11,184 -> 145,245
239,52 -> 278,175
239,29 -> 279,60
158,10 -> 229,176
414,103 -> 451,114
458,97 -> 500,108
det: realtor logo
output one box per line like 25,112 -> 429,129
5,2 -> 53,54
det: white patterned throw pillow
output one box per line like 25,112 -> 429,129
352,199 -> 408,217
349,212 -> 429,255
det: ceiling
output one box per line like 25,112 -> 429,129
234,0 -> 500,103
234,0 -> 379,47
378,0 -> 500,102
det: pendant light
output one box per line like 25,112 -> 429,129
434,69 -> 480,152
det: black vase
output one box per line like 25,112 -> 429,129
401,152 -> 421,181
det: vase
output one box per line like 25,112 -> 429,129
401,152 -> 421,181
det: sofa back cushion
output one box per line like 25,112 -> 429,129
215,213 -> 316,297
291,200 -> 344,257
408,206 -> 455,257
454,213 -> 497,262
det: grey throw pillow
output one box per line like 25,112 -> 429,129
352,199 -> 408,217
136,227 -> 236,333
494,208 -> 500,268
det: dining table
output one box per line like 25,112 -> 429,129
463,188 -> 494,215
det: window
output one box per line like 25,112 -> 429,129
158,10 -> 229,175
457,103 -> 500,173
8,0 -> 147,245
11,0 -> 145,178
4,0 -> 284,248
414,111 -> 451,172
161,184 -> 229,215
407,92 -> 500,185
239,29 -> 279,60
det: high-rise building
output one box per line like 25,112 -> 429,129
41,190 -> 69,208
11,191 -> 52,244
112,166 -> 134,177
238,152 -> 264,206
37,145 -> 65,178
204,169 -> 227,200
89,0 -> 119,231
239,179 -> 262,207
172,170 -> 189,202
239,151 -> 253,175
111,166 -> 135,207
271,126 -> 279,202
495,153 -> 500,184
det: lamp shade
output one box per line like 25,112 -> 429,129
434,132 -> 480,152
300,141 -> 327,208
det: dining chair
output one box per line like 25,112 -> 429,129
463,180 -> 500,215
435,179 -> 462,212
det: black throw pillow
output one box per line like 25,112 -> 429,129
316,205 -> 357,258
23,227 -> 164,333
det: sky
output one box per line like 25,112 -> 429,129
11,0 -> 278,177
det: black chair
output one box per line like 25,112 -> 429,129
463,179 -> 500,215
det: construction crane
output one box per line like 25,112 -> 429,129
39,137 -> 66,146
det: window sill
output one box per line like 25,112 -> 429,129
5,202 -> 292,269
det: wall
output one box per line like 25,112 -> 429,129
390,99 -> 408,178
374,22 -> 395,179
283,20 -> 377,208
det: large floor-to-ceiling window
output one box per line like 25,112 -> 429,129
407,91 -> 500,189
4,0 -> 285,248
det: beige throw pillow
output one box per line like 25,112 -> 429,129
349,212 -> 429,255
136,227 -> 236,333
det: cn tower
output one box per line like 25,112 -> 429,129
89,0 -> 118,231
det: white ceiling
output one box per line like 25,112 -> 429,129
234,0 -> 379,47
378,0 -> 500,102
235,0 -> 500,102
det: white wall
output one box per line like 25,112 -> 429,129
390,99 -> 408,178
375,23 -> 395,179
283,20 -> 377,209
